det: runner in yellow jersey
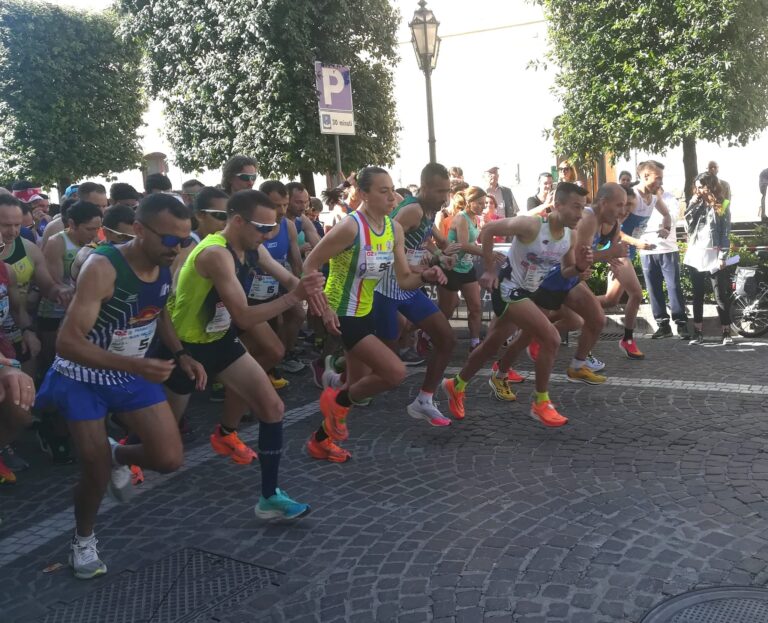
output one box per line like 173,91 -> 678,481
302,166 -> 448,463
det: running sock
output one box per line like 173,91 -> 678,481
454,375 -> 468,392
75,531 -> 95,544
534,391 -> 550,404
469,337 -> 480,348
220,424 -> 237,435
258,421 -> 283,499
417,390 -> 433,404
336,390 -> 352,407
623,327 -> 633,341
315,424 -> 329,442
571,358 -> 585,370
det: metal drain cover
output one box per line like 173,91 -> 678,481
42,548 -> 282,623
641,587 -> 768,622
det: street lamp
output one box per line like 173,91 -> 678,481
409,0 -> 441,163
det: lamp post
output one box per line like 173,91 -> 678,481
409,0 -> 441,163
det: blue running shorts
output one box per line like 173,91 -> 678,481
373,290 -> 440,341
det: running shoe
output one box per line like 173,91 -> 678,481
567,366 -> 607,385
400,348 -> 425,366
488,376 -> 517,401
0,457 -> 16,484
584,353 -> 606,372
306,435 -> 352,463
676,321 -> 691,340
530,400 -> 568,427
269,372 -> 289,389
689,330 -> 704,345
526,340 -> 540,363
255,488 -> 310,520
416,330 -> 432,357
70,535 -> 107,580
0,445 -> 29,472
209,382 -> 225,402
651,322 -> 672,339
321,355 -> 343,389
619,338 -> 645,360
130,465 -> 144,486
210,425 -> 258,464
491,361 -> 525,384
351,396 -> 373,407
722,333 -> 734,345
406,398 -> 452,426
440,378 -> 465,420
107,438 -> 134,502
311,358 -> 324,388
319,387 -> 349,441
282,354 -> 305,373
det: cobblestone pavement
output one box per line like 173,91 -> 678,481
2,334 -> 768,622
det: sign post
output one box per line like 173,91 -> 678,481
315,62 -> 355,180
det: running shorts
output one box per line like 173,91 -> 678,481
491,285 -> 535,318
442,267 -> 477,292
373,290 -> 439,341
338,313 -> 376,351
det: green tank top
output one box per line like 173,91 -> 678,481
171,232 -> 237,344
38,231 -> 80,319
447,211 -> 479,273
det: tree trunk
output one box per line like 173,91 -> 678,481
682,136 -> 698,205
56,176 -> 72,200
299,169 -> 315,197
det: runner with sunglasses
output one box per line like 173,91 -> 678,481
35,193 -> 207,580
192,187 -> 229,242
162,189 -> 325,518
222,155 -> 258,194
304,166 -> 447,463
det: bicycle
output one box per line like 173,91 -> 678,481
730,262 -> 768,337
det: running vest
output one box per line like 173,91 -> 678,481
38,231 -> 79,319
52,245 -> 172,385
447,211 -> 479,273
244,219 -> 290,302
499,216 -> 572,295
264,218 -> 290,265
0,262 -> 15,359
376,196 -> 434,301
325,211 -> 394,317
171,232 -> 244,344
2,238 -> 34,341
295,217 -> 306,248
586,206 -> 619,250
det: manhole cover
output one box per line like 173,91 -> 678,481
41,548 -> 282,623
641,586 -> 768,622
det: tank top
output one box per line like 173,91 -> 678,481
586,206 -> 619,250
499,217 -> 572,295
2,238 -> 35,341
245,219 -> 290,303
295,217 -> 306,248
622,190 -> 656,259
171,232 -> 244,344
376,196 -> 434,301
0,262 -> 15,359
38,231 -> 79,319
263,218 -> 290,265
52,245 -> 172,385
447,211 -> 479,273
325,211 -> 394,317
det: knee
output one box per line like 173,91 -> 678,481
434,324 -> 457,352
467,300 -> 482,315
270,341 -> 286,363
539,325 -> 561,353
384,361 -> 407,389
154,450 -> 184,473
256,396 -> 284,424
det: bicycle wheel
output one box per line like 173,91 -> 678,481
730,292 -> 768,337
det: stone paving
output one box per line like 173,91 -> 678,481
1,334 -> 768,622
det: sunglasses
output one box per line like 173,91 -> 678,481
200,209 -> 228,222
103,226 -> 135,242
559,166 -> 572,172
236,173 -> 258,182
250,220 -> 277,234
140,221 -> 195,248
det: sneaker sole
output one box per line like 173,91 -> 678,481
406,404 -> 452,426
69,555 -> 107,580
440,381 -> 465,420
211,442 -> 256,465
487,378 -> 516,402
567,375 -> 606,386
306,445 -> 351,463
528,408 -> 568,427
618,342 -> 645,360
403,360 -> 425,367
255,506 -> 311,520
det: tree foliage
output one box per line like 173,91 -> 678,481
118,0 -> 401,178
540,0 -> 768,169
0,0 -> 145,188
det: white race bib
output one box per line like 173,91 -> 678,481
406,248 -> 428,267
523,263 -> 548,291
361,250 -> 393,279
248,274 -> 279,301
108,321 -> 157,358
206,302 -> 231,333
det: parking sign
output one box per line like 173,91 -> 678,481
314,62 -> 355,135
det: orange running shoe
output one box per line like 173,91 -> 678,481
530,400 -> 568,428
130,465 -> 144,485
526,340 -> 540,362
0,457 -> 16,484
441,378 -> 465,420
306,435 -> 352,463
619,339 -> 645,360
319,387 -> 349,441
210,425 -> 258,464
491,361 -> 525,384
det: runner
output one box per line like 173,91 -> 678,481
36,193 -> 207,579
442,182 -> 591,427
304,166 -> 448,462
162,189 -> 324,518
71,204 -> 137,281
373,163 -> 458,427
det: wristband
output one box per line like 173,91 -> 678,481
173,348 -> 191,361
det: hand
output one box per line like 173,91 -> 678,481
322,308 -> 341,336
442,242 -> 462,256
21,330 -> 41,358
438,254 -> 457,271
307,291 -> 329,317
32,208 -> 50,223
0,367 -> 35,410
479,270 -> 498,291
657,227 -> 670,238
300,242 -> 312,255
608,258 -> 623,272
132,358 -> 176,383
53,285 -> 74,308
611,240 -> 629,259
492,251 -> 507,265
575,244 -> 593,267
579,267 -> 593,280
294,271 -> 325,301
178,355 -> 207,391
421,266 -> 447,285
641,242 -> 657,251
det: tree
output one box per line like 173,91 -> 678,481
118,0 -> 400,194
0,0 -> 146,191
539,0 -> 768,202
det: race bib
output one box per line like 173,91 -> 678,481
523,263 -> 549,291
108,321 -> 157,358
206,301 -> 231,334
631,224 -> 648,239
361,250 -> 393,279
406,248 -> 428,267
248,274 -> 279,301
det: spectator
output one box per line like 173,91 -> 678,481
618,170 -> 633,189
222,155 -> 258,193
319,188 -> 347,233
144,173 -> 173,195
28,193 -> 51,236
760,167 -> 768,221
558,160 -> 578,184
437,182 -> 468,239
707,161 -> 731,201
526,172 -> 554,212
484,166 -> 518,217
396,187 -> 413,199
683,172 -> 732,345
10,180 -> 42,203
181,178 -> 204,207
449,166 -> 464,184
482,195 -> 505,244
109,182 -> 140,208
407,184 -> 419,196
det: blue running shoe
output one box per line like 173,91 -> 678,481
255,488 -> 310,520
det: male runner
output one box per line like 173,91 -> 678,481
162,189 -> 324,519
36,193 -> 207,579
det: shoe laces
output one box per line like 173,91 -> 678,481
73,537 -> 100,564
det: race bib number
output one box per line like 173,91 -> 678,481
406,248 -> 428,267
206,301 -> 231,334
523,263 -> 549,291
248,274 -> 279,301
361,250 -> 393,279
108,321 -> 157,358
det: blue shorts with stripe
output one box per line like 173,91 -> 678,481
373,290 -> 440,341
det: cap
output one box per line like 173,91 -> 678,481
485,166 -> 499,173
63,184 -> 80,199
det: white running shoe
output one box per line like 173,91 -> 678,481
107,438 -> 134,503
584,353 -> 606,372
406,398 -> 451,427
70,535 -> 107,580
321,355 -> 343,389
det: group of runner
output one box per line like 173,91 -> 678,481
1,157 -> 675,580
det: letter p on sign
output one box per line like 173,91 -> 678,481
321,67 -> 344,106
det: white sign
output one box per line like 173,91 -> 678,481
315,62 -> 355,136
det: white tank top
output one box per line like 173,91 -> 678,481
499,217 -> 572,294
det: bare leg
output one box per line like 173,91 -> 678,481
461,282 -> 482,341
67,418 -> 111,537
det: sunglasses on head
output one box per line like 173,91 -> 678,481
103,226 -> 135,242
140,221 -> 194,248
236,173 -> 258,182
250,220 -> 277,234
200,209 -> 228,221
